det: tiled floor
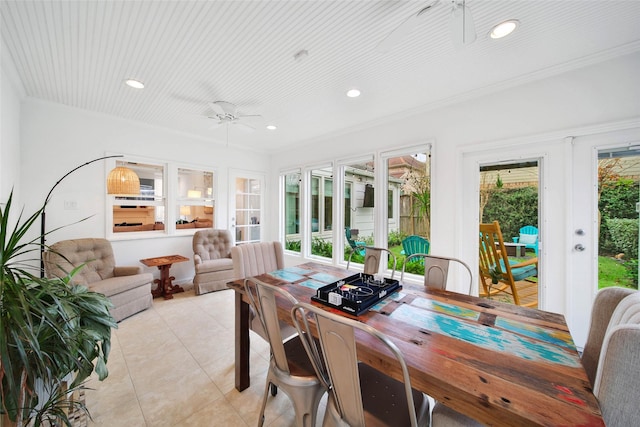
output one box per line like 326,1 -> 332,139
85,287 -> 325,426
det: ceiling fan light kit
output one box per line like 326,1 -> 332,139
206,101 -> 263,132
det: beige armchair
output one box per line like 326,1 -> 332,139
192,229 -> 235,295
44,238 -> 153,322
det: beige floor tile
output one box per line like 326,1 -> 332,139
85,287 -> 307,427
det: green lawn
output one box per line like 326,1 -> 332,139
599,256 -> 636,289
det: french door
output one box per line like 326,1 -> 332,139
229,171 -> 264,245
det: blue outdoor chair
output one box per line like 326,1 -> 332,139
512,225 -> 539,255
345,227 -> 365,255
401,235 -> 430,258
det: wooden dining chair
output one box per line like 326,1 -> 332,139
479,221 -> 538,307
347,246 -> 397,279
400,253 -> 473,295
291,301 -> 430,426
581,287 -> 637,385
244,278 -> 326,427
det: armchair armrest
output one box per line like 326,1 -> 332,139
510,257 -> 538,269
194,253 -> 203,265
114,266 -> 144,276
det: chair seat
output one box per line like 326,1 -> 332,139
283,335 -> 319,377
497,259 -> 537,282
359,363 -> 429,426
194,257 -> 233,274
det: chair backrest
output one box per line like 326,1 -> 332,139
231,241 -> 284,279
519,225 -> 539,238
582,287 -> 637,385
192,229 -> 232,261
291,301 -> 420,427
345,227 -> 361,251
401,254 -> 473,295
244,278 -> 298,374
347,246 -> 397,279
401,235 -> 430,256
593,324 -> 640,427
479,221 -> 538,306
44,238 -> 116,285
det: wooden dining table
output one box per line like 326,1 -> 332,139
227,262 -> 604,426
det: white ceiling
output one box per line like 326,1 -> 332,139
2,0 -> 640,152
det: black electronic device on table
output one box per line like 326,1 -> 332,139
311,273 -> 401,316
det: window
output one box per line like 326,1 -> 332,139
176,168 -> 214,230
384,148 -> 431,278
111,161 -> 165,234
309,165 -> 333,258
341,157 -> 375,264
282,171 -> 301,253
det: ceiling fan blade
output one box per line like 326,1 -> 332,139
239,114 -> 264,125
233,121 -> 256,133
207,119 -> 223,129
208,102 -> 226,116
450,0 -> 476,48
376,1 -> 439,54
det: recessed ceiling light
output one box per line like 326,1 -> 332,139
489,19 -> 519,39
266,124 -> 277,130
125,78 -> 145,89
346,88 -> 361,98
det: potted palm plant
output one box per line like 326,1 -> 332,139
1,191 -> 116,427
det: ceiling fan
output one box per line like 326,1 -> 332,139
376,0 -> 476,53
206,101 -> 263,132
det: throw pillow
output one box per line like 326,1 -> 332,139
519,233 -> 537,245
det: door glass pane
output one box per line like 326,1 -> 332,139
283,171 -> 301,253
479,161 -> 540,307
235,177 -> 261,244
597,149 -> 640,290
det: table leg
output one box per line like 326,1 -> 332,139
235,291 -> 250,391
150,264 -> 184,300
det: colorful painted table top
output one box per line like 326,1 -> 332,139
228,262 -> 603,426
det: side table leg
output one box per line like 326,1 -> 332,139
235,292 -> 250,391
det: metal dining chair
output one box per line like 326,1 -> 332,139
244,278 -> 326,427
347,246 -> 397,279
401,253 -> 473,295
291,301 -> 430,427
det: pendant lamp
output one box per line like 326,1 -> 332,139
107,166 -> 140,195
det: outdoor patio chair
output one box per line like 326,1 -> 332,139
291,301 -> 430,426
244,278 -> 326,427
345,226 -> 366,255
347,245 -> 397,279
402,235 -> 430,257
400,254 -> 473,295
512,225 -> 539,255
479,221 -> 538,307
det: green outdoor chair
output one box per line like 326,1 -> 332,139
401,235 -> 430,258
345,227 -> 365,255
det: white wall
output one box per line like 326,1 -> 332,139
19,99 -> 270,284
1,39 -> 25,207
269,51 -> 640,346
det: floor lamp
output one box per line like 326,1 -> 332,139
39,155 -> 140,277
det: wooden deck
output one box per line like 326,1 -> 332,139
479,278 -> 539,308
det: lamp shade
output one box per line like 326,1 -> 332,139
107,166 -> 140,195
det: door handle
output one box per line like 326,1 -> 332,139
574,244 -> 585,252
